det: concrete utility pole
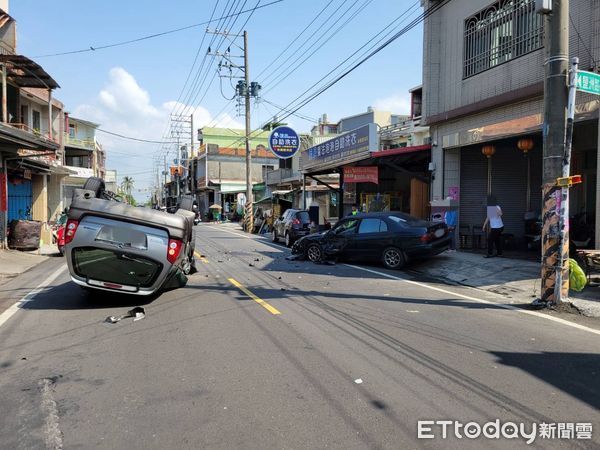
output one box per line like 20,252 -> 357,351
208,29 -> 261,232
540,0 -> 570,304
243,30 -> 253,233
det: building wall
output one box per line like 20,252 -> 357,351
47,174 -> 63,220
422,0 -> 596,122
207,159 -> 276,183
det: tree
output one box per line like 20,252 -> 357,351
121,176 -> 134,197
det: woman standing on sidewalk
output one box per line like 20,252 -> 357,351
483,195 -> 504,258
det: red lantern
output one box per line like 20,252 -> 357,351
517,137 -> 534,154
481,145 -> 496,158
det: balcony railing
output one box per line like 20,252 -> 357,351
9,122 -> 60,145
266,168 -> 300,185
65,135 -> 95,150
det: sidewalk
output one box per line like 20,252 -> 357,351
0,245 -> 58,287
409,251 -> 600,318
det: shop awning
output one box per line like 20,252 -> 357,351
0,54 -> 60,89
371,144 -> 431,158
219,182 -> 247,193
0,122 -> 60,151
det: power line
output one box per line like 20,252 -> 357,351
213,0 -> 448,151
33,0 -> 283,58
253,0 -> 337,81
97,128 -> 178,144
276,1 -> 449,124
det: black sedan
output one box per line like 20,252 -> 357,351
291,212 -> 451,269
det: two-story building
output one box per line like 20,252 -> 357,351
191,126 -> 277,218
62,115 -> 105,208
0,3 -> 67,247
422,0 -> 599,246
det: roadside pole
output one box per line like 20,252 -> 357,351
554,58 -> 579,302
540,0 -> 569,305
244,31 -> 253,233
597,110 -> 600,249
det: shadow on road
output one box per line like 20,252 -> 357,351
21,281 -> 161,310
491,351 -> 600,411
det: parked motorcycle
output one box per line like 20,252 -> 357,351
51,211 -> 68,256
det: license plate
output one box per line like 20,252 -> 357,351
434,228 -> 445,238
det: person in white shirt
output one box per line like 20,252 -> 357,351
483,194 -> 504,258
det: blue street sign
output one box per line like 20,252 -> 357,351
268,126 -> 300,159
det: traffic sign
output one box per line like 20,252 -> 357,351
268,126 -> 300,159
556,174 -> 582,187
576,70 -> 600,95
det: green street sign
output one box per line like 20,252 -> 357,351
576,70 -> 600,95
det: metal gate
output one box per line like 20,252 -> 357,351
7,178 -> 32,222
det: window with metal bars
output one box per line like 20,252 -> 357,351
463,0 -> 544,79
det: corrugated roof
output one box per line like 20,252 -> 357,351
0,54 -> 59,89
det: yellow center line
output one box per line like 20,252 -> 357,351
228,278 -> 281,315
194,250 -> 209,264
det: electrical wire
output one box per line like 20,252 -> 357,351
213,0 -> 449,151
33,0 -> 284,58
97,128 -> 178,144
569,14 -> 597,68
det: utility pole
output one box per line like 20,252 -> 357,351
243,31 -> 253,233
163,154 -> 167,207
208,29 -> 261,233
540,0 -> 570,305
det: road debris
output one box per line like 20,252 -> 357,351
105,307 -> 146,324
354,378 -> 363,384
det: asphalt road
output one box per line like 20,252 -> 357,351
0,223 -> 599,450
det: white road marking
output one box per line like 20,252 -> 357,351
0,265 -> 67,329
200,226 -> 600,336
344,264 -> 600,337
38,378 -> 63,450
206,225 -> 255,239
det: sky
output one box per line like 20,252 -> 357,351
11,0 -> 424,200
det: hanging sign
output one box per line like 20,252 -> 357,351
268,126 -> 300,159
343,166 -> 379,184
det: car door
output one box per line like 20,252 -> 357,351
352,218 -> 391,261
323,218 -> 360,259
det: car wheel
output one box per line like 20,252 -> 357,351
272,230 -> 277,242
306,243 -> 322,262
82,177 -> 106,198
285,232 -> 294,248
58,245 -> 65,256
381,247 -> 406,270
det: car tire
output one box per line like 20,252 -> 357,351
306,243 -> 322,262
285,232 -> 292,248
58,245 -> 65,256
82,177 -> 106,198
272,230 -> 278,242
381,247 -> 406,270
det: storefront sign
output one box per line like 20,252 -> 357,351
303,123 -> 378,171
268,126 -> 300,159
343,166 -> 379,184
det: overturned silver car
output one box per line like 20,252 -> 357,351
65,178 -> 196,296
